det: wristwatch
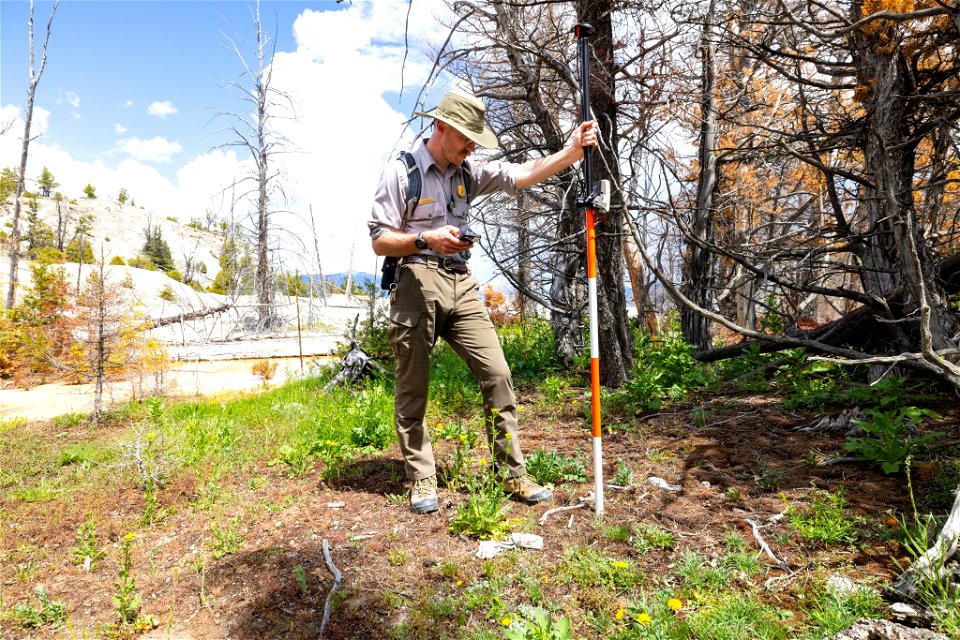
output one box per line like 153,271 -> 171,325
414,232 -> 428,250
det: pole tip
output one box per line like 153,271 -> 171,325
574,23 -> 593,38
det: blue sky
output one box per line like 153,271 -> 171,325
1,0 -> 459,275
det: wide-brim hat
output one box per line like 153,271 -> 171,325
414,91 -> 499,149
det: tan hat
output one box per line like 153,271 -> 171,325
415,91 -> 499,149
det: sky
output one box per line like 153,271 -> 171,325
0,0 -> 463,278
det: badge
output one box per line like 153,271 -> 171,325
457,184 -> 466,198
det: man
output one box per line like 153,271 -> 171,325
369,90 -> 597,514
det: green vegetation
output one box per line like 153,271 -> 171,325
0,319 -> 956,639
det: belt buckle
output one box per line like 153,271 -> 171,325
441,258 -> 455,272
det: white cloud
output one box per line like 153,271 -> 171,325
116,136 -> 183,163
115,123 -> 127,134
147,100 -> 178,119
122,100 -> 134,109
1,0 -> 461,277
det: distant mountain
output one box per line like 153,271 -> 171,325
301,272 -> 377,289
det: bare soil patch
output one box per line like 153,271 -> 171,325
1,385 -> 957,639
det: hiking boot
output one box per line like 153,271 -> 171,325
504,474 -> 553,505
410,476 -> 438,514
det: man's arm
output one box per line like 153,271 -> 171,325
372,225 -> 474,257
513,121 -> 598,189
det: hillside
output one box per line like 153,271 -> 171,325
0,194 -> 222,292
0,194 -> 377,367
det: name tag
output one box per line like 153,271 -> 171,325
418,197 -> 435,205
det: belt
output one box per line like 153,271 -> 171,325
401,254 -> 469,274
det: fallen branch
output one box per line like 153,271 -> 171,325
538,503 -> 587,526
745,518 -> 790,571
319,539 -> 342,640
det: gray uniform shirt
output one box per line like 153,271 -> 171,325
368,139 -> 518,263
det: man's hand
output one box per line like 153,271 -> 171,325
423,225 -> 473,255
574,120 -> 599,152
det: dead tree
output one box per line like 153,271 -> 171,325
5,0 -> 58,309
322,315 -> 391,392
214,0 -> 294,330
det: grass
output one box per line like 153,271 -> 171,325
0,322 -> 956,640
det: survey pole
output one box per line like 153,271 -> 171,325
575,22 -> 604,516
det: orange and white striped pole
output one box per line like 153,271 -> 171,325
576,22 -> 604,515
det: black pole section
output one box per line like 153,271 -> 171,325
575,22 -> 593,204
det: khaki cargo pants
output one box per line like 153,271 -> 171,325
389,260 -> 526,481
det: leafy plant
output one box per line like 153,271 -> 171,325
110,532 -> 155,632
13,586 -> 67,628
844,406 -> 943,473
525,449 -> 589,486
622,316 -> 719,411
72,515 -> 107,571
449,459 -> 515,540
210,515 -> 245,559
347,386 -> 394,450
676,550 -> 732,592
612,458 -> 633,487
632,522 -> 677,555
787,489 -> 861,546
502,605 -> 574,640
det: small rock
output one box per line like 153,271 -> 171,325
647,476 -> 682,492
327,502 -> 346,509
831,619 -> 948,640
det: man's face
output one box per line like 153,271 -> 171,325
439,122 -> 477,166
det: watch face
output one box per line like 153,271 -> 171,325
415,233 -> 427,249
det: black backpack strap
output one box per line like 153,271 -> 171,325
461,159 -> 473,205
399,151 -> 421,223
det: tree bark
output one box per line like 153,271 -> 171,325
682,1 -> 719,350
576,0 -> 633,387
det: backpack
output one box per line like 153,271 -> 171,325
380,151 -> 472,289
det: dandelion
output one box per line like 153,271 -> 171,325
668,598 -> 683,611
459,434 -> 467,442
609,560 -> 628,569
146,432 -> 156,441
437,422 -> 444,430
501,617 -> 512,627
636,612 -> 652,627
615,607 -> 625,620
456,580 -> 463,586
123,532 -> 135,543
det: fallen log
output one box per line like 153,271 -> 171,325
145,302 -> 233,329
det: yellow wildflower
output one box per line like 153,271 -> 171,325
609,560 -> 628,569
456,580 -> 463,586
501,617 -> 512,627
124,532 -> 135,542
505,432 -> 512,439
146,432 -> 156,441
615,607 -> 625,620
636,612 -> 652,626
479,457 -> 487,466
668,598 -> 683,611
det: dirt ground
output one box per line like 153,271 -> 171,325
1,385 -> 957,640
